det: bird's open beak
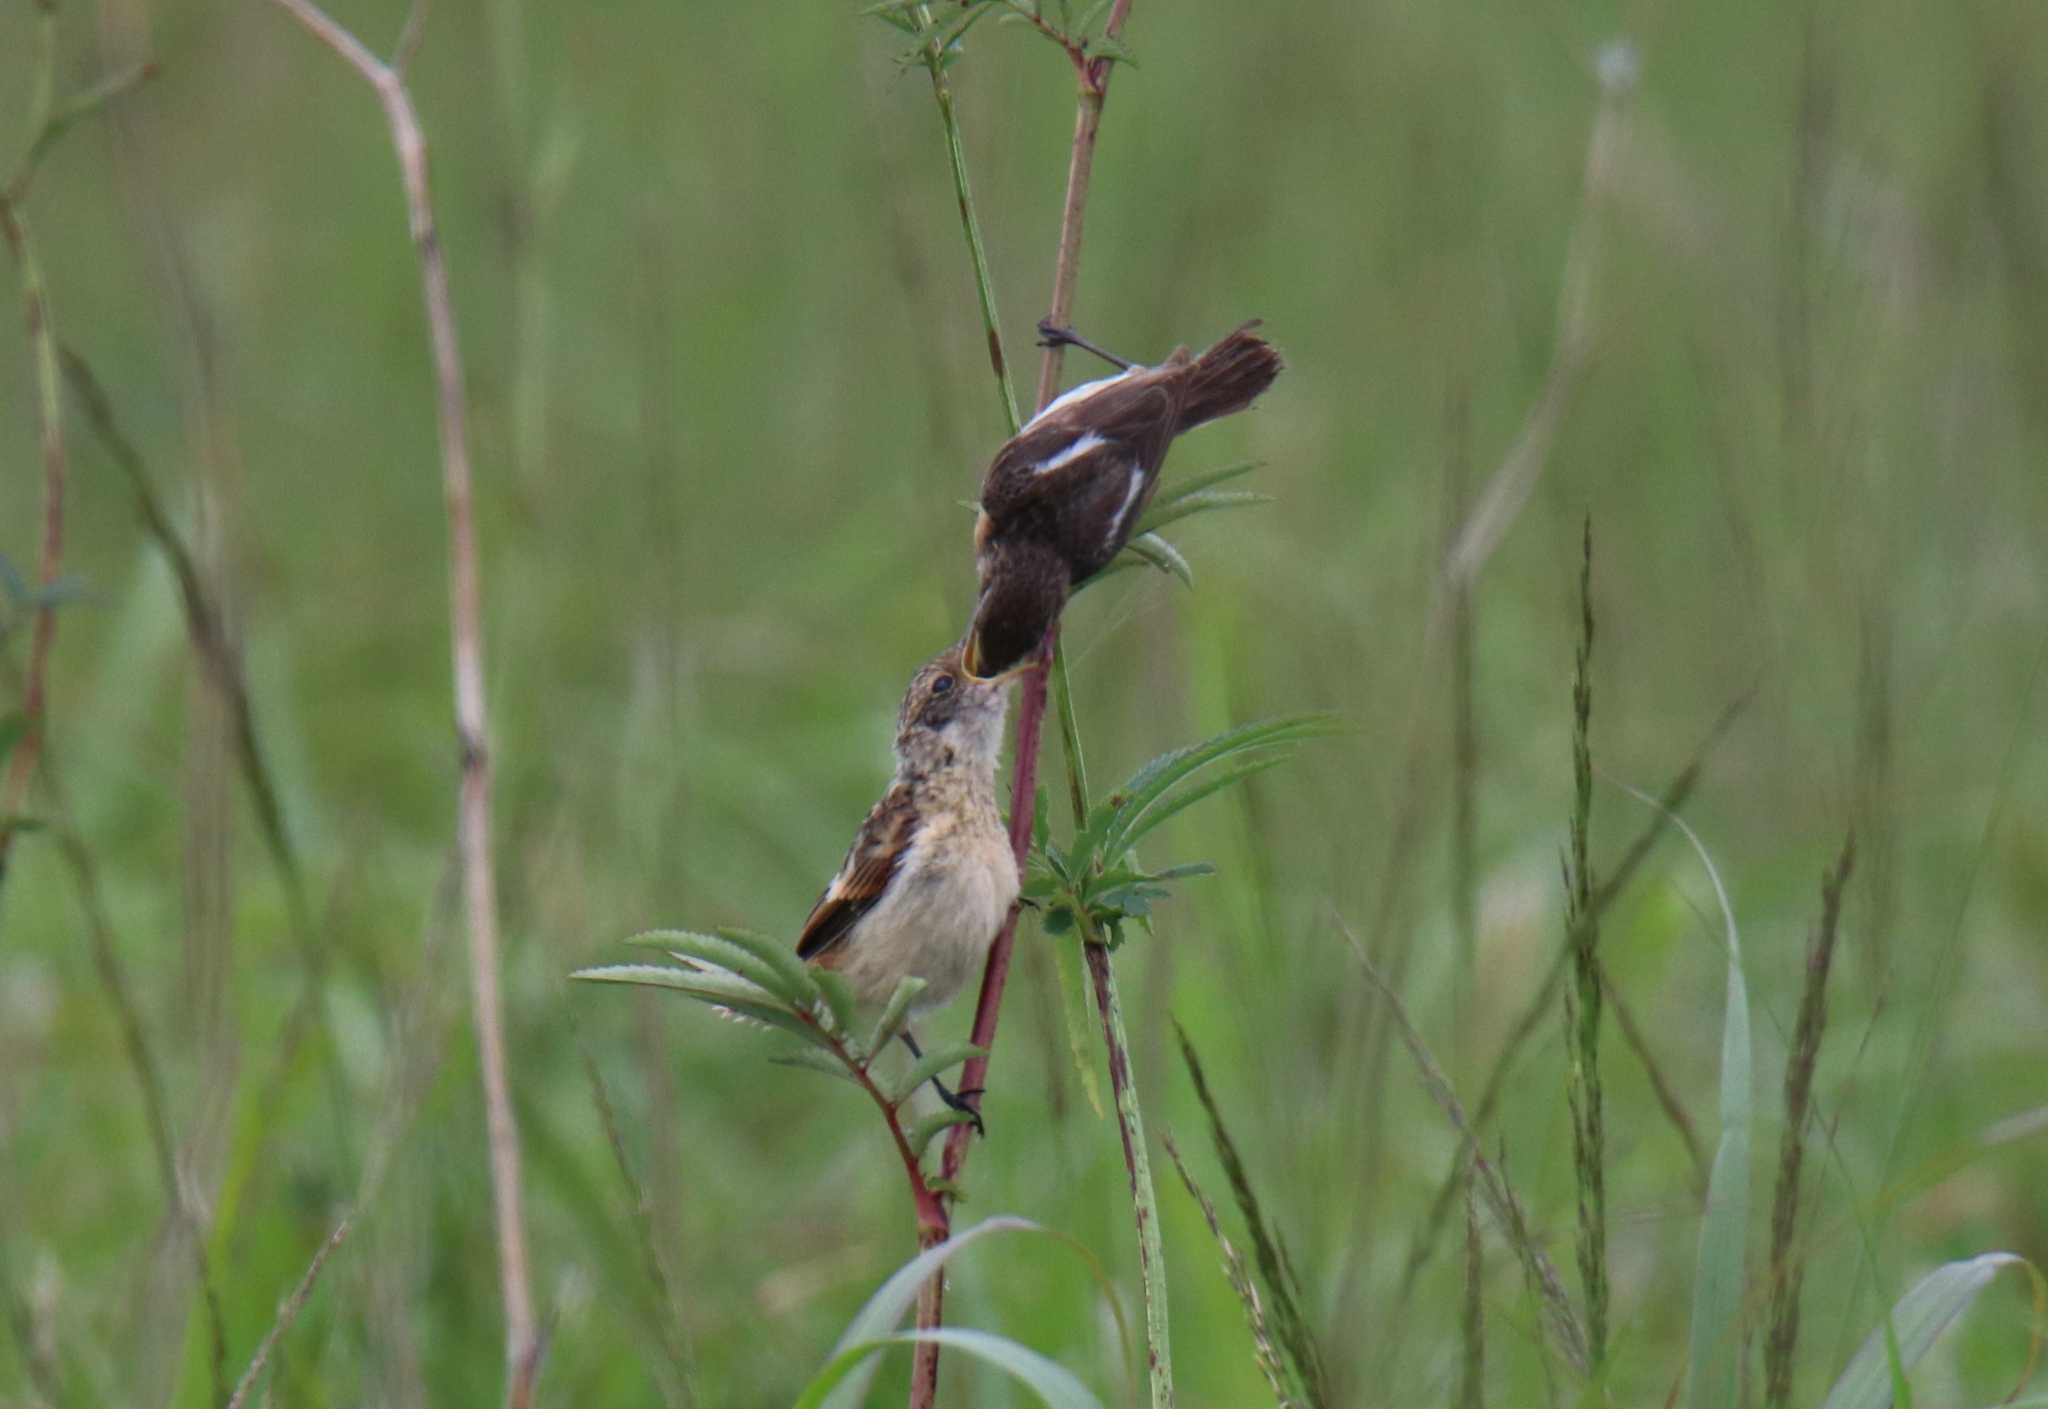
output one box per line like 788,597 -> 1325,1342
960,634 -> 989,681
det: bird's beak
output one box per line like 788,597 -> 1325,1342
961,634 -> 989,681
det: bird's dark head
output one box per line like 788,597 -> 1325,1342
896,643 -> 1010,770
962,542 -> 1071,681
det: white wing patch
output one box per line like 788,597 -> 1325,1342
1030,431 -> 1105,476
1106,465 -> 1147,550
1024,368 -> 1139,429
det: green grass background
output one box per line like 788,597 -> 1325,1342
3,0 -> 2047,1403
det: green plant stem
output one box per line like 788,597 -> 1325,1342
917,7 -> 1020,435
1087,935 -> 1174,1408
0,202 -> 65,888
1563,518 -> 1607,1365
1051,638 -> 1090,824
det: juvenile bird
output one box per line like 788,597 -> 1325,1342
796,643 -> 1019,1118
963,320 -> 1284,679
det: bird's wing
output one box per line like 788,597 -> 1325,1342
796,783 -> 918,963
978,377 -> 1179,528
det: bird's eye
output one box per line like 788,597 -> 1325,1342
931,674 -> 955,696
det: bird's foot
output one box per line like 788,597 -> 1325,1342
930,1076 -> 987,1137
1036,318 -> 1134,370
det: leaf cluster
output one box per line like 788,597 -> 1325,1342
1024,712 -> 1340,948
863,0 -> 1135,73
572,928 -> 980,1154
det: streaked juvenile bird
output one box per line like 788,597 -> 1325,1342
796,643 -> 1019,1119
963,320 -> 1284,679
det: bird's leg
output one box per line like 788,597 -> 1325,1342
899,1029 -> 985,1136
1036,317 -> 1135,371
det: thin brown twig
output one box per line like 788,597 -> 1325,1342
224,1217 -> 352,1409
259,3 -> 538,1402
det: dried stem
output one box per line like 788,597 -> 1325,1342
224,1216 -> 353,1409
259,4 -> 537,1401
1763,835 -> 1856,1409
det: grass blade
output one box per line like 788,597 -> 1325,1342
869,976 -> 929,1054
1610,786 -> 1750,1409
1820,1253 -> 2045,1409
804,1328 -> 1103,1409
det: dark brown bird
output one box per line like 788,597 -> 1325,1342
962,320 -> 1283,679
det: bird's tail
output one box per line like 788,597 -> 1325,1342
1176,321 -> 1283,430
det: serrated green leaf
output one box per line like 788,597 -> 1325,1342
571,963 -> 823,1044
1042,835 -> 1070,880
626,928 -> 808,1008
907,1108 -> 979,1162
868,976 -> 927,1053
1151,459 -> 1260,503
1095,886 -> 1152,918
1042,905 -> 1074,936
712,925 -> 824,1008
772,1046 -> 864,1087
1145,861 -> 1217,882
1102,714 -> 1342,861
1118,531 -> 1192,585
812,969 -> 862,1046
1115,752 -> 1293,855
1085,32 -> 1136,64
1134,488 -> 1271,537
1821,1253 -> 2043,1409
886,1042 -> 987,1108
1019,872 -> 1058,901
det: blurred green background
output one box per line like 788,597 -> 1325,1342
3,0 -> 2047,1403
